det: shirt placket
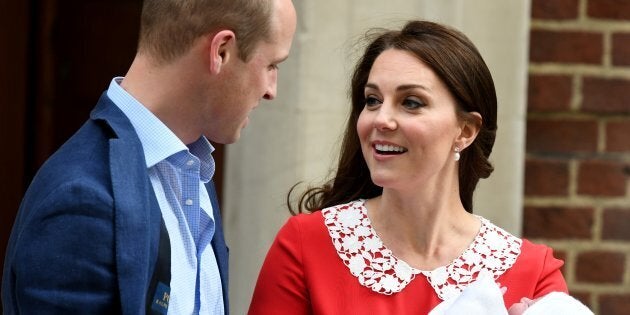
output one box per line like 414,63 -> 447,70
181,155 -> 201,246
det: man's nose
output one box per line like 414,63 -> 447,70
263,73 -> 277,100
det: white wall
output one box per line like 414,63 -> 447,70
223,1 -> 531,313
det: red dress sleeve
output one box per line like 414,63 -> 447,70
501,239 -> 568,308
533,245 -> 568,298
248,216 -> 311,315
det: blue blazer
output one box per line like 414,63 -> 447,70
2,94 -> 229,314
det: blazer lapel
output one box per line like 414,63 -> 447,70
206,180 -> 230,313
92,94 -> 162,314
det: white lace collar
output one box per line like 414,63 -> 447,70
321,199 -> 522,300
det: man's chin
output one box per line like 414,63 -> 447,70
206,131 -> 240,145
229,129 -> 243,143
223,134 -> 240,144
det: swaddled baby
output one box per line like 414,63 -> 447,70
429,276 -> 592,315
508,292 -> 592,315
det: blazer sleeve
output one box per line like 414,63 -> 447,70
248,216 -> 311,315
3,180 -> 118,314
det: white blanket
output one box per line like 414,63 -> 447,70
428,276 -> 592,315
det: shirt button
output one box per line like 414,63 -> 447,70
186,160 -> 195,166
185,199 -> 193,206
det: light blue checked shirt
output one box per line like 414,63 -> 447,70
107,77 -> 225,314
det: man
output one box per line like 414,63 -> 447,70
2,0 -> 296,313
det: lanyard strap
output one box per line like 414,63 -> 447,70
146,217 -> 171,314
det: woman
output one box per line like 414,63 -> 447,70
249,20 -> 567,314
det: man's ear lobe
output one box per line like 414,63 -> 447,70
209,30 -> 236,74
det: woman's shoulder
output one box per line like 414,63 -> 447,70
279,208 -> 328,240
493,228 -> 566,283
286,209 -> 325,229
286,199 -> 364,228
477,217 -> 561,267
475,217 -> 556,254
520,238 -> 555,255
479,218 -> 568,297
517,238 -> 564,270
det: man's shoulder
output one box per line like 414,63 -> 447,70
25,97 -> 146,203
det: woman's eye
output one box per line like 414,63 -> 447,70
365,96 -> 382,107
402,98 -> 425,109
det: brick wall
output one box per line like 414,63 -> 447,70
525,0 -> 630,314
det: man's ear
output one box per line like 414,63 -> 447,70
455,112 -> 482,150
208,30 -> 236,74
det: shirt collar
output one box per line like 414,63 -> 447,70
187,137 -> 216,183
106,77 -> 218,173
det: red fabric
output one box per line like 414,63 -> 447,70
249,211 -> 568,315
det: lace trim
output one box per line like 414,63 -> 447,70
322,199 -> 522,300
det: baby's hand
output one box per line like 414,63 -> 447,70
508,297 -> 535,315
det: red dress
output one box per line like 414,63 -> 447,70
249,200 -> 567,315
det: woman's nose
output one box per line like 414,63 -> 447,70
373,104 -> 397,131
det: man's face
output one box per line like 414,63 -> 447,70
209,0 -> 297,144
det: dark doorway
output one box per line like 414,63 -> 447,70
0,0 -> 225,302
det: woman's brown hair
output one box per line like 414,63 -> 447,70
290,20 -> 497,214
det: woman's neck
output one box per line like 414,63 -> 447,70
365,191 -> 480,270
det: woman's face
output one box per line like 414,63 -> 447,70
356,49 -> 463,191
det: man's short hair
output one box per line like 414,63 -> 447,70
138,0 -> 273,64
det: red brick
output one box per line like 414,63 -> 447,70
612,33 -> 630,66
525,159 -> 569,196
532,0 -> 579,19
582,77 -> 630,114
576,251 -> 625,283
603,208 -> 630,240
530,30 -> 603,64
600,294 -> 630,315
526,119 -> 598,153
523,207 -> 594,239
570,291 -> 592,310
588,0 -> 630,20
606,120 -> 630,152
527,75 -> 572,112
553,249 -> 567,263
553,249 -> 568,275
577,160 -> 628,196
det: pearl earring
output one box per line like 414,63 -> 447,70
454,148 -> 461,161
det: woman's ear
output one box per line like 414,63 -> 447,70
208,30 -> 236,74
456,112 -> 482,150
